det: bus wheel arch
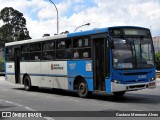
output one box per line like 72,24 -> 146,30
73,76 -> 89,97
23,74 -> 32,91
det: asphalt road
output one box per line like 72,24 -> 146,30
0,76 -> 160,120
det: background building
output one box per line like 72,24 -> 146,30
153,36 -> 160,53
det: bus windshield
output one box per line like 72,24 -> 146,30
112,37 -> 154,69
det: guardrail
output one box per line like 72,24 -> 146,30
0,72 -> 5,76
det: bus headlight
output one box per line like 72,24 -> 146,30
150,77 -> 155,81
112,80 -> 121,84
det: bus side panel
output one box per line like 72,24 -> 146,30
105,78 -> 112,93
85,78 -> 93,91
6,62 -> 15,83
67,60 -> 93,91
41,62 -> 52,88
48,61 -> 68,89
40,61 -> 68,89
26,62 -> 41,87
68,78 -> 74,90
20,62 -> 27,84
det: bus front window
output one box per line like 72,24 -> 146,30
112,37 -> 154,69
112,38 -> 134,69
134,38 -> 154,68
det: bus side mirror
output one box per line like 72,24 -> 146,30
107,36 -> 114,49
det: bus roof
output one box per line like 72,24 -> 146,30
5,34 -> 67,47
5,27 -> 108,47
5,26 -> 148,47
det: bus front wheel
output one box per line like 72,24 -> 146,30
24,76 -> 32,91
113,91 -> 126,97
77,80 -> 89,98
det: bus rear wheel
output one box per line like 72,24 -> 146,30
113,91 -> 126,97
24,76 -> 32,91
77,80 -> 89,98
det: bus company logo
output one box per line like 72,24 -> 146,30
69,63 -> 76,70
50,64 -> 64,70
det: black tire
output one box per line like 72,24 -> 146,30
113,91 -> 126,97
77,79 -> 89,98
24,76 -> 32,91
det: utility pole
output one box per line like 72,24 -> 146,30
49,0 -> 59,35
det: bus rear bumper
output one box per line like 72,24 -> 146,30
111,81 -> 156,92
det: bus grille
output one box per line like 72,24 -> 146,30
128,84 -> 145,89
123,72 -> 148,76
125,79 -> 146,84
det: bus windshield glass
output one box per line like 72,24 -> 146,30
112,37 -> 154,69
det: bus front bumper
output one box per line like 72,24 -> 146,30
111,81 -> 156,92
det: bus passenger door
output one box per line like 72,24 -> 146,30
92,35 -> 108,91
14,47 -> 21,84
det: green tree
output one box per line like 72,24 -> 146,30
0,24 -> 13,48
0,57 -> 4,72
0,7 -> 31,47
155,52 -> 160,70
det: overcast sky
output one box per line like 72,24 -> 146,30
0,0 -> 160,38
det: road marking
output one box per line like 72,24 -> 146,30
5,100 -> 13,104
2,99 -> 55,120
13,103 -> 23,107
131,109 -> 143,111
43,117 -> 55,120
24,106 -> 35,111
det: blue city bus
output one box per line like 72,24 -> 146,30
5,26 -> 156,97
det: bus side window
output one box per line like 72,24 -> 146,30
56,39 -> 72,59
82,48 -> 91,58
74,49 -> 79,58
21,53 -> 29,61
73,38 -> 90,48
42,41 -> 55,60
84,38 -> 90,47
21,45 -> 30,61
73,37 -> 91,59
6,47 -> 13,61
43,41 -> 55,50
30,43 -> 41,52
57,41 -> 65,49
64,40 -> 72,59
56,50 -> 65,59
73,39 -> 82,48
30,43 -> 42,61
42,51 -> 55,60
30,52 -> 41,61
